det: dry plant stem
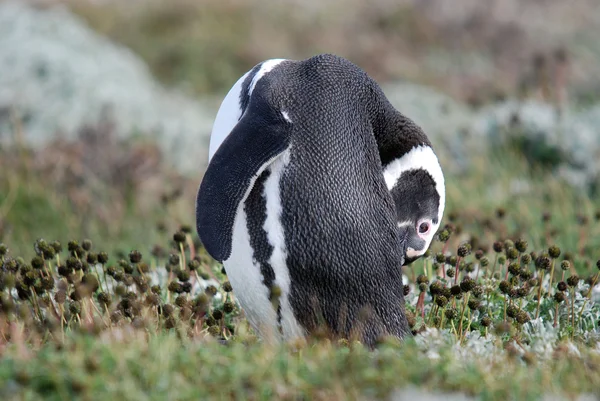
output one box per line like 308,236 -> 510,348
186,234 -> 196,261
458,293 -> 469,338
416,292 -> 425,319
179,242 -> 187,272
547,259 -> 556,296
553,302 -> 560,328
454,256 -> 462,285
491,254 -> 498,278
535,270 -> 545,320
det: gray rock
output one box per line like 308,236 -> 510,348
471,100 -> 600,189
0,1 -> 215,173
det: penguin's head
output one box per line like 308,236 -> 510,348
383,145 -> 445,265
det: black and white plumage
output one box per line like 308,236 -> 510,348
196,54 -> 445,346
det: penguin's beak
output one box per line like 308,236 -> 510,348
398,224 -> 426,265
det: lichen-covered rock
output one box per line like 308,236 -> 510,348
384,82 -> 600,190
471,100 -> 600,190
0,1 -> 214,173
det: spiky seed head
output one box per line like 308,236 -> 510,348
444,307 -> 458,320
212,310 -> 224,320
142,294 -> 159,307
188,260 -> 200,271
535,256 -> 551,270
181,282 -> 192,293
493,241 -> 504,253
173,231 -> 187,244
41,276 -> 54,291
49,240 -> 62,254
127,250 -> 141,264
553,260 -> 568,273
168,282 -> 182,293
514,239 -> 528,253
31,256 -> 44,270
516,311 -> 530,324
567,275 -> 580,287
508,262 -> 521,276
596,259 -> 600,271
457,243 -> 471,258
516,269 -> 530,281
474,250 -> 484,260
177,270 -> 190,282
480,256 -> 489,267
435,295 -> 448,307
554,292 -> 566,303
66,257 -> 82,271
506,247 -> 519,260
54,290 -> 67,304
81,239 -> 92,251
223,301 -> 235,314
437,230 -> 450,242
460,277 -> 476,292
472,285 -> 483,298
429,281 -> 443,296
168,254 -> 180,266
86,253 -> 98,264
499,280 -> 512,294
468,299 -> 481,311
205,285 -> 218,296
175,295 -> 188,308
506,305 -> 519,319
496,208 -> 506,219
0,243 -> 8,257
435,253 -> 446,263
160,304 -> 174,318
521,254 -> 532,265
97,292 -> 111,307
69,301 -> 82,315
481,316 -> 492,327
548,245 -> 561,259
445,268 -> 455,278
450,285 -> 462,296
403,284 -> 410,296
557,281 -> 567,292
416,274 -> 429,285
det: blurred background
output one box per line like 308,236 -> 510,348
1,0 -> 600,260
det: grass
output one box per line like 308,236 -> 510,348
0,136 -> 599,399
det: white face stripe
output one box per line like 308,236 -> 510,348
248,59 -> 287,96
382,145 -> 446,225
208,59 -> 289,162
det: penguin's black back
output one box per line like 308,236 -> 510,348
244,54 -> 425,343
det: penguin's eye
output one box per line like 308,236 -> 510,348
418,222 -> 430,234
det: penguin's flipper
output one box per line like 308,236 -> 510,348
195,102 -> 291,262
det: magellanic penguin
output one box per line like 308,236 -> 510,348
196,54 -> 445,347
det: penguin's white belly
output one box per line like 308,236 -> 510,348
224,151 -> 305,343
224,208 -> 280,342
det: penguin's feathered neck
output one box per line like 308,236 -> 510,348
365,83 -> 432,167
